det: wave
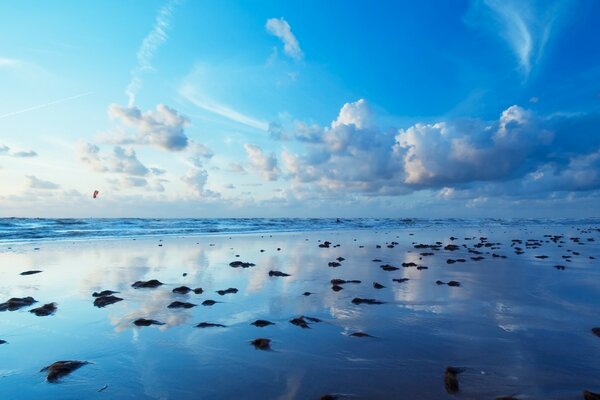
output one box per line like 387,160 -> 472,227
0,217 -> 598,243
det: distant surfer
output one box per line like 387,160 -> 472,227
336,218 -> 341,223
93,190 -> 99,199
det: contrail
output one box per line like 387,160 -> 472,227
0,92 -> 93,120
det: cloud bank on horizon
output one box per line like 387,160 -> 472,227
0,0 -> 599,217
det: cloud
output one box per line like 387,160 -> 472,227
26,175 -> 60,190
244,143 -> 280,181
0,92 -> 92,120
179,83 -> 269,131
0,144 -> 38,158
266,17 -> 303,61
467,0 -> 566,77
280,99 -> 600,198
77,142 -> 149,176
225,162 -> 247,175
126,0 -> 179,106
105,103 -> 189,151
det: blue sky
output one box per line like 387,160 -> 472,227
1,0 -> 599,217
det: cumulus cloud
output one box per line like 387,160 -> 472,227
280,99 -> 600,198
266,17 -> 303,61
26,175 -> 60,190
244,143 -> 280,181
105,103 -> 189,151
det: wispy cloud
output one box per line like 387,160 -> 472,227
0,92 -> 92,120
467,0 -> 566,78
179,84 -> 269,131
266,17 -> 303,61
126,0 -> 180,106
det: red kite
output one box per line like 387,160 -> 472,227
93,190 -> 99,199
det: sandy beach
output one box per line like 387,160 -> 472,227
1,225 -> 599,399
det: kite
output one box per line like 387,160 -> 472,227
93,190 -> 99,199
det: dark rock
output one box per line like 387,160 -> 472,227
193,288 -> 204,294
444,244 -> 460,251
0,296 -> 37,312
302,292 -> 312,296
372,259 -> 382,262
172,286 -> 192,294
446,259 -> 456,264
393,278 -> 409,283
328,261 -> 341,267
373,282 -> 385,289
167,301 -> 196,309
584,390 -> 600,400
535,255 -> 549,259
217,288 -> 238,295
554,265 -> 566,270
290,317 -> 310,328
229,261 -> 256,268
336,257 -> 345,262
20,270 -> 42,276
269,270 -> 290,277
202,300 -> 217,306
447,281 -> 461,287
251,338 -> 271,350
133,318 -> 164,326
352,298 -> 383,305
350,332 -> 373,338
332,285 -> 343,292
417,266 -> 428,270
346,280 -> 361,284
402,262 -> 417,267
41,360 -> 89,382
92,290 -> 119,297
444,366 -> 464,394
196,322 -> 226,328
0,339 -> 6,344
380,264 -> 399,271
93,295 -> 123,308
131,279 -> 163,289
30,303 -> 57,317
591,327 -> 600,337
436,280 -> 445,285
331,279 -> 346,285
251,320 -> 274,327
471,256 -> 484,261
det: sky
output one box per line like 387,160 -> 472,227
1,0 -> 599,218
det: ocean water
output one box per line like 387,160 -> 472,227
1,217 -> 599,242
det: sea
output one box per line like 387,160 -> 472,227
1,217 -> 599,242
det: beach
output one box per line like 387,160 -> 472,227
1,223 -> 599,399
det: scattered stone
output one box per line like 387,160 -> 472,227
302,292 -> 312,296
229,261 -> 256,268
92,290 -> 119,297
584,390 -> 600,400
328,261 -> 341,267
131,279 -> 163,289
336,257 -> 345,262
447,281 -> 461,287
41,360 -> 89,382
444,366 -> 464,394
0,296 -> 37,312
251,320 -> 274,327
393,278 -> 409,283
554,265 -> 566,270
290,317 -> 310,328
193,288 -> 203,294
332,285 -> 343,292
269,270 -> 290,277
20,270 -> 42,276
93,295 -> 123,308
202,300 -> 217,306
350,332 -> 373,338
535,255 -> 549,259
373,282 -> 385,289
133,318 -> 164,327
196,322 -> 226,328
167,301 -> 196,309
172,286 -> 192,294
402,262 -> 417,267
380,264 -> 399,271
352,298 -> 383,305
591,327 -> 600,337
217,288 -> 238,295
417,266 -> 428,270
0,339 -> 7,344
251,338 -> 271,350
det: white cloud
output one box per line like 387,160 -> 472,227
26,175 -> 60,190
266,17 -> 303,61
0,144 -> 37,158
105,103 -> 189,151
126,0 -> 179,106
244,143 -> 280,181
467,0 -> 566,77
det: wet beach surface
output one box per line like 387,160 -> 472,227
1,225 -> 599,399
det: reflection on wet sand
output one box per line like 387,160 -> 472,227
0,226 -> 599,399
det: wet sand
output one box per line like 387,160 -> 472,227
0,226 -> 599,399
